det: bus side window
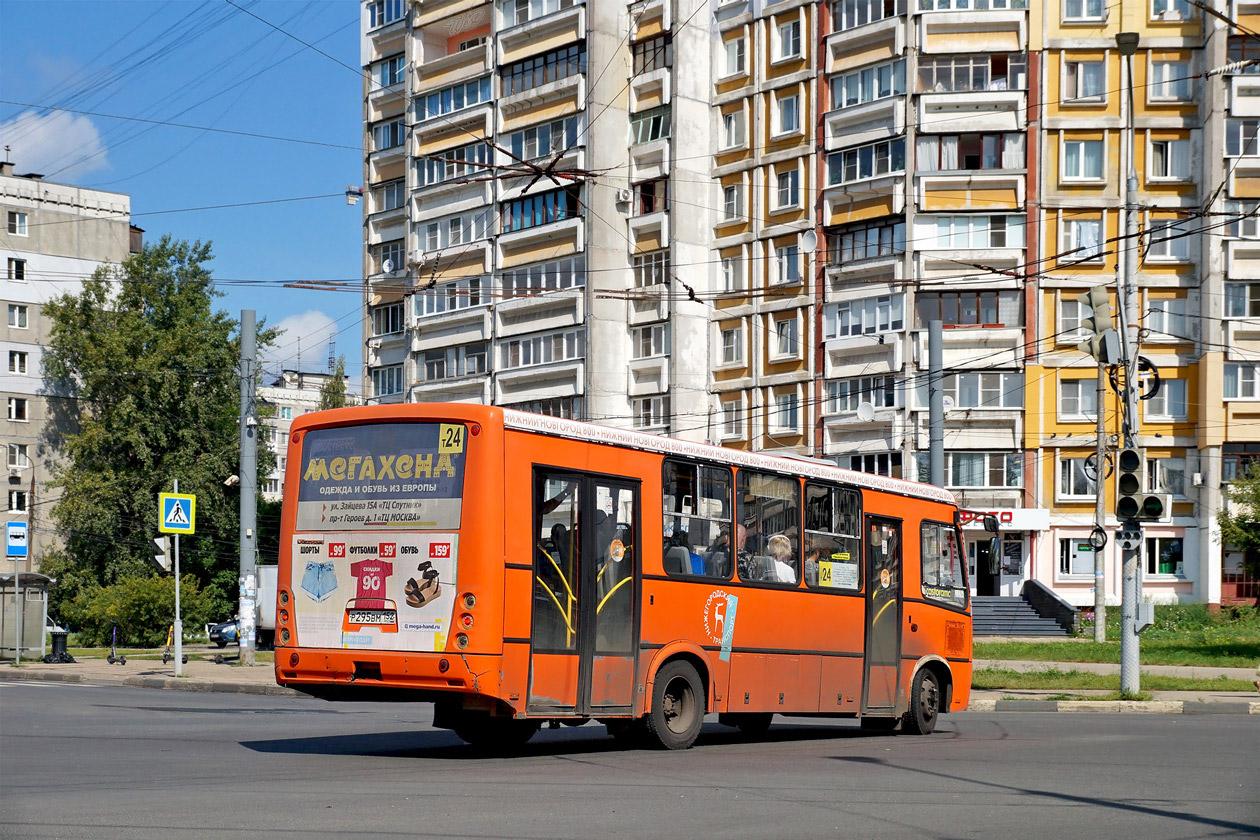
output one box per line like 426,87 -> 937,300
662,459 -> 732,578
804,483 -> 861,591
737,470 -> 800,585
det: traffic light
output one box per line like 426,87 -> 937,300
1114,448 -> 1170,521
152,536 -> 171,573
1076,285 -> 1121,364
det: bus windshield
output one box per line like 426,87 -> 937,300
296,422 -> 467,531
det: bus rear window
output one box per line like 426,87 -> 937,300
295,422 -> 467,531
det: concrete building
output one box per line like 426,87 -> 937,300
258,370 -> 357,501
0,160 -> 134,573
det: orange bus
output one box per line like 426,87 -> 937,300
274,403 -> 972,749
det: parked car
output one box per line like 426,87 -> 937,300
208,618 -> 240,647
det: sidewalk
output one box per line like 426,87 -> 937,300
3,652 -> 1258,715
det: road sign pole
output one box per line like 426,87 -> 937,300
8,522 -> 29,665
13,554 -> 19,666
173,479 -> 182,677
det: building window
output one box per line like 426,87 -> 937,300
827,218 -> 905,263
914,291 -> 1022,328
368,0 -> 405,28
1151,0 -> 1192,20
1145,218 -> 1190,261
504,396 -> 583,419
372,179 -> 406,213
721,110 -> 746,150
932,215 -> 1024,248
722,37 -> 746,77
833,0 -> 904,32
1150,61 -> 1192,100
371,303 -> 405,336
1150,139 -> 1191,180
279,407 -> 293,421
1059,456 -> 1097,498
7,258 -> 25,282
777,20 -> 801,60
722,183 -> 743,221
415,277 -> 484,317
1226,119 -> 1260,156
933,452 -> 1022,489
632,33 -> 672,74
372,54 -> 405,88
914,133 -> 1022,172
772,316 -> 799,358
631,106 -> 671,144
7,443 -> 29,470
501,329 -> 585,370
6,212 -> 28,236
457,35 -> 487,52
1226,282 -> 1260,318
502,43 -> 586,96
264,479 -> 280,495
371,118 -> 405,152
830,59 -> 906,109
1146,297 -> 1187,339
633,250 -> 670,287
827,375 -> 897,412
502,186 -> 580,233
773,393 -> 800,432
776,93 -> 800,135
1147,457 -> 1186,496
920,0 -> 1027,8
416,76 -> 492,121
631,324 -> 669,359
850,452 -> 903,478
720,325 -> 743,364
502,0 -> 575,27
830,138 -> 906,184
1058,378 -> 1098,421
633,396 -> 670,430
917,371 -> 1023,409
8,304 -> 28,329
721,400 -> 744,437
1063,217 -> 1104,261
1059,538 -> 1095,575
824,294 -> 905,338
420,343 -> 488,382
774,169 -> 801,209
416,142 -> 490,187
373,240 -> 404,274
635,179 -> 668,215
502,255 -> 585,297
8,351 -> 27,375
1063,0 -> 1105,20
1228,36 -> 1260,73
371,365 -> 405,397
918,54 -> 1027,92
721,255 -> 743,291
1065,60 -> 1106,101
507,116 -> 579,162
7,398 -> 27,422
1145,537 -> 1184,576
1059,296 -> 1086,338
1145,379 -> 1188,419
1062,139 -> 1104,180
423,211 -> 489,251
8,490 -> 27,513
775,245 -> 801,284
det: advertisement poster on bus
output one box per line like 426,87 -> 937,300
295,422 -> 467,532
291,532 -> 459,652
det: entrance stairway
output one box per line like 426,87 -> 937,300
972,595 -> 1071,637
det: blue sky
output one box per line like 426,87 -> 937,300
1,0 -> 367,391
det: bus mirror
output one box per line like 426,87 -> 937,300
989,538 -> 1000,574
983,514 -> 1000,533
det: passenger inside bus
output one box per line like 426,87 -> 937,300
765,534 -> 797,584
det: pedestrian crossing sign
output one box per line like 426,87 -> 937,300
159,493 -> 196,534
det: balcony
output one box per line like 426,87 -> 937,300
629,210 -> 669,253
497,216 -> 584,267
628,293 -> 669,326
628,356 -> 670,396
1228,74 -> 1260,117
415,38 -> 491,91
1226,237 -> 1260,279
630,66 -> 671,113
913,325 -> 1025,368
917,90 -> 1026,133
495,289 -> 583,338
412,308 -> 491,352
365,330 -> 409,367
913,411 -> 1023,451
367,80 -> 406,114
414,101 -> 493,147
630,139 -> 670,182
916,169 -> 1026,211
826,17 -> 902,76
498,3 -> 585,65
824,97 -> 906,151
821,416 -> 901,455
411,373 -> 490,403
495,359 -> 585,401
822,173 -> 907,226
917,11 -> 1027,54
824,332 -> 904,377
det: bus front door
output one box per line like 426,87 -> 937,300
529,472 -> 639,717
862,516 -> 902,716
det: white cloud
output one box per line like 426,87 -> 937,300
0,110 -> 109,180
270,310 -> 339,372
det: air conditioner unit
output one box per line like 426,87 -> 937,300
367,337 -> 382,349
8,468 -> 20,479
616,188 -> 634,203
408,249 -> 427,267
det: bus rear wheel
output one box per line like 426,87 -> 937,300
452,715 -> 540,751
859,716 -> 900,733
646,660 -> 704,750
902,668 -> 941,735
721,712 -> 773,736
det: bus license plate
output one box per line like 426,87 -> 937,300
348,610 -> 396,625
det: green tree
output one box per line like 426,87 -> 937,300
318,355 -> 349,410
1219,465 -> 1260,577
40,236 -> 274,618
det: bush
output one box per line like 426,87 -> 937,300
61,574 -> 217,647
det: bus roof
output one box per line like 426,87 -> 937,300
501,408 -> 957,507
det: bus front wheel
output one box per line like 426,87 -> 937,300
902,668 -> 941,735
646,660 -> 704,750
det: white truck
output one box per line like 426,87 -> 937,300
256,564 -> 277,649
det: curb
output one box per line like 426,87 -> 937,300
970,698 -> 1260,715
0,667 -> 301,698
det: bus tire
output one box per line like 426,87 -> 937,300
902,667 -> 941,736
859,716 -> 900,733
453,716 -> 540,751
721,712 -> 773,735
646,660 -> 704,750
604,719 -> 649,747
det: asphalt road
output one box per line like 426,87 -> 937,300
2,681 -> 1258,840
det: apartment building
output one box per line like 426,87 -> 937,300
258,369 -> 357,501
0,160 -> 134,572
361,0 -> 712,438
362,0 -> 1255,607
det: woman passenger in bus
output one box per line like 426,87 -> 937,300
765,534 -> 797,584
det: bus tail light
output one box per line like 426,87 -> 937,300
459,613 -> 474,629
462,592 -> 476,609
281,629 -> 291,644
289,652 -> 299,668
470,423 -> 481,436
438,658 -> 450,673
455,633 -> 469,649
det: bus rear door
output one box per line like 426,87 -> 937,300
863,515 -> 902,715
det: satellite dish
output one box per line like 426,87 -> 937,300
382,259 -> 394,273
942,395 -> 955,411
855,401 -> 875,422
800,230 -> 818,254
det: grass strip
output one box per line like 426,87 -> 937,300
974,639 -> 1260,669
974,666 -> 1254,692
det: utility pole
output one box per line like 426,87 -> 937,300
1094,366 -> 1107,643
172,478 -> 183,677
1116,31 -> 1142,696
929,320 -> 944,487
238,310 -> 258,667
